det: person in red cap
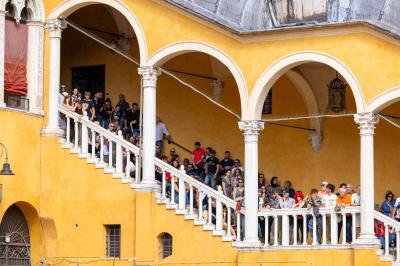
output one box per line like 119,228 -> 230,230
294,191 -> 305,244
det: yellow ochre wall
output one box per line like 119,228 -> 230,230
2,0 -> 400,265
59,17 -> 400,201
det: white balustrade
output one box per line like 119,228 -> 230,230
154,157 -> 239,242
258,206 -> 360,248
374,210 -> 400,261
59,105 -> 140,182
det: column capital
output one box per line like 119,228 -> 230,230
354,113 -> 379,135
46,19 -> 67,38
238,120 -> 264,136
138,66 -> 161,81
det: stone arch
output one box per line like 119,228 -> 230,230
249,51 -> 366,120
145,41 -> 249,119
366,86 -> 400,113
0,202 -> 42,265
47,0 -> 148,65
285,69 -> 321,132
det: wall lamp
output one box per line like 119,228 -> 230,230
0,143 -> 14,175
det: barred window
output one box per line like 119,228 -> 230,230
159,233 -> 172,258
105,225 -> 120,258
262,90 -> 273,115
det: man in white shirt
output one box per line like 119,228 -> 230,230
156,117 -> 172,153
322,184 -> 337,208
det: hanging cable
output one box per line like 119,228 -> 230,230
261,112 -> 356,122
65,19 -> 241,120
378,114 -> 400,129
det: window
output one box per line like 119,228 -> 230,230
159,233 -> 172,258
262,90 -> 273,114
105,225 -> 120,258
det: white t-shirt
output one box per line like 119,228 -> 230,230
156,122 -> 170,142
394,198 -> 400,219
322,193 -> 337,208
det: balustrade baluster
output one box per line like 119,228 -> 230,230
273,216 -> 278,246
125,150 -> 131,179
331,213 -> 338,245
81,118 -> 88,156
108,140 -> 113,171
189,185 -> 194,216
170,174 -> 176,205
198,190 -> 203,222
282,214 -> 289,246
342,213 -> 347,245
216,187 -> 223,233
115,131 -> 123,176
302,214 -> 307,245
264,216 -> 269,247
384,222 -> 389,257
396,230 -> 400,262
99,135 -> 104,164
91,129 -> 96,159
74,120 -> 79,150
135,155 -> 140,183
207,196 -> 212,226
236,211 -> 241,242
352,213 -> 356,244
312,214 -> 317,245
226,207 -> 231,237
178,177 -> 186,213
66,116 -> 70,144
161,170 -> 166,200
293,215 -> 297,246
322,214 -> 327,245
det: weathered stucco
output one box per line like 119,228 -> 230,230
167,0 -> 400,36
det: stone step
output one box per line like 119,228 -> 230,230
194,219 -> 206,226
203,224 -> 214,231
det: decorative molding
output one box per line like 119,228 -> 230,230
238,120 -> 264,136
145,41 -> 249,119
46,19 -> 67,38
354,113 -> 379,135
47,0 -> 148,64
138,66 -> 161,82
249,51 -> 366,120
10,0 -> 25,23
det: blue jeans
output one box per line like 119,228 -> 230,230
378,234 -> 396,249
204,172 -> 217,188
307,215 -> 320,243
156,140 -> 163,154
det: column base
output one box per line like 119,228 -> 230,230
131,181 -> 161,192
0,102 -> 6,108
353,235 -> 381,248
41,126 -> 64,137
236,238 -> 262,249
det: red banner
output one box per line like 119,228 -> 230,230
4,19 -> 28,96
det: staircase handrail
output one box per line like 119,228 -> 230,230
154,157 -> 237,209
374,210 -> 400,229
59,104 -> 140,156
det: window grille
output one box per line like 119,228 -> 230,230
105,225 -> 120,258
159,233 -> 172,258
262,90 -> 272,114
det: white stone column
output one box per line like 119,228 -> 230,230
354,113 -> 380,247
136,66 -> 161,191
27,21 -> 45,114
42,19 -> 66,136
0,10 -> 6,108
238,120 -> 264,247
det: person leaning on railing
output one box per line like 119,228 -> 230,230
306,188 -> 322,243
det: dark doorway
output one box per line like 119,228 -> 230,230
71,65 -> 105,96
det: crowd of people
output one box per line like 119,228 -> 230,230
59,86 -> 399,249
